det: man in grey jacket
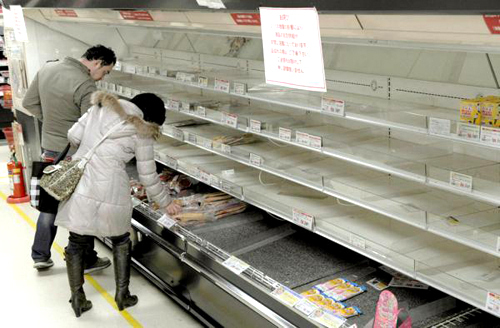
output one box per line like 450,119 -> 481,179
23,45 -> 116,271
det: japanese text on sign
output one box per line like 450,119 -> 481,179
260,7 -> 326,92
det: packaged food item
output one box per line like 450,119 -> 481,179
480,96 -> 500,127
366,277 -> 389,291
301,288 -> 321,297
322,281 -> 367,302
331,306 -> 362,318
460,98 -> 482,125
313,278 -> 348,293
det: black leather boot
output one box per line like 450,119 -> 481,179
113,240 -> 138,311
65,248 -> 92,317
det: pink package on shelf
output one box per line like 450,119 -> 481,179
373,290 -> 399,328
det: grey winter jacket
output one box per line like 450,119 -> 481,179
22,57 -> 97,152
55,91 -> 170,237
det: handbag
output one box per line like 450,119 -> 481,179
40,121 -> 125,202
30,144 -> 70,214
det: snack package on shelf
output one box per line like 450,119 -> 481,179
480,96 -> 500,127
301,289 -> 362,318
322,281 -> 367,302
460,98 -> 482,125
314,278 -> 349,293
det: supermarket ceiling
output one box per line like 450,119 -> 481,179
3,0 -> 500,14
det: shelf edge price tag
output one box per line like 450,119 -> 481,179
196,106 -> 206,117
249,153 -> 262,166
123,65 -> 136,74
210,174 -> 220,187
429,117 -> 451,136
309,309 -> 346,328
486,292 -> 500,316
279,127 -> 292,142
221,144 -> 231,154
201,137 -> 212,149
176,72 -> 186,81
181,102 -> 191,112
157,214 -> 177,229
349,234 -> 366,249
271,286 -> 301,307
113,61 -> 122,71
223,112 -> 238,128
480,126 -> 500,147
198,76 -> 209,87
215,78 -> 231,93
457,123 -> 480,142
188,133 -> 197,144
222,256 -> 250,275
296,131 -> 310,146
250,119 -> 262,133
172,127 -> 184,141
199,170 -> 211,184
148,66 -> 159,75
169,100 -> 180,111
309,134 -> 322,150
233,82 -> 247,95
321,97 -> 345,116
294,298 -> 317,316
292,209 -> 314,230
450,171 -> 473,193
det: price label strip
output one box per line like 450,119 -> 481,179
199,170 -> 211,184
309,134 -> 322,150
480,126 -> 500,147
250,119 -> 262,133
321,97 -> 345,116
271,286 -> 301,307
222,256 -> 250,275
296,131 -> 310,146
249,153 -> 262,166
457,122 -> 480,142
223,112 -> 238,128
215,78 -> 231,93
279,127 -> 292,142
450,171 -> 473,193
429,117 -> 451,136
294,298 -> 318,316
157,214 -> 177,229
292,209 -> 314,230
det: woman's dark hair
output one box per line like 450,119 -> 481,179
130,93 -> 166,125
81,45 -> 116,66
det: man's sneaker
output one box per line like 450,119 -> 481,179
84,257 -> 111,274
34,259 -> 54,270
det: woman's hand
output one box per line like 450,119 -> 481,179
166,202 -> 182,216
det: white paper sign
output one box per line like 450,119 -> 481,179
294,299 -> 317,316
309,135 -> 322,149
250,119 -> 262,133
321,97 -> 345,116
480,126 -> 500,147
429,117 -> 451,136
271,286 -> 301,307
309,309 -> 346,328
486,292 -> 500,316
234,82 -> 247,95
450,171 -> 473,192
260,7 -> 326,92
215,79 -> 231,93
296,131 -> 310,146
114,61 -> 122,71
457,123 -> 481,142
196,106 -> 206,117
250,153 -> 262,166
157,214 -> 177,229
169,100 -> 180,111
350,234 -> 366,249
222,256 -> 250,275
123,65 -> 136,74
11,6 -> 29,42
279,127 -> 292,142
223,112 -> 238,128
292,209 -> 314,230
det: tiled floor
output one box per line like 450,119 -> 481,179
0,145 -> 203,327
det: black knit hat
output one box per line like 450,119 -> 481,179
130,93 -> 166,125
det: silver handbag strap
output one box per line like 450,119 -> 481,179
82,120 -> 127,162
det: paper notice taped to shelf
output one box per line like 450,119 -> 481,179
480,126 -> 500,147
260,7 -> 326,92
250,153 -> 262,166
309,309 -> 346,328
279,127 -> 292,142
486,292 -> 500,315
294,298 -> 317,316
250,119 -> 262,133
321,97 -> 345,116
271,286 -> 301,307
196,106 -> 206,117
296,131 -> 310,146
292,209 -> 314,230
234,82 -> 247,95
223,112 -> 238,128
350,234 -> 366,249
198,76 -> 209,87
450,171 -> 473,192
429,117 -> 451,136
157,214 -> 177,229
215,79 -> 231,93
309,134 -> 322,149
222,256 -> 250,275
457,123 -> 481,142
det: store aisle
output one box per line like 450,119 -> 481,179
0,145 -> 202,327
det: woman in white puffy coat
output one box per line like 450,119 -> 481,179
55,91 -> 180,317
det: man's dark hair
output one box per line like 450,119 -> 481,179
130,93 -> 166,126
81,45 -> 116,66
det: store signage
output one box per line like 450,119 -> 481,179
222,256 -> 250,275
294,298 -> 317,316
480,126 -> 500,147
55,9 -> 78,17
260,7 -> 326,92
486,292 -> 500,315
279,127 -> 292,141
309,309 -> 346,328
120,10 -> 154,21
157,214 -> 177,229
457,123 -> 480,142
322,97 -> 345,116
483,15 -> 500,34
429,117 -> 451,136
231,13 -> 261,26
250,153 -> 262,166
450,171 -> 473,192
11,5 -> 29,42
233,82 -> 247,95
250,119 -> 262,133
292,209 -> 314,230
271,286 -> 301,307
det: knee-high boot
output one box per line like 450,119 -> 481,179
113,240 -> 138,311
65,248 -> 92,317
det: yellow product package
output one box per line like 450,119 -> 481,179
480,97 -> 500,127
460,98 -> 482,125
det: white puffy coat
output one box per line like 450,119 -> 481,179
55,91 -> 170,237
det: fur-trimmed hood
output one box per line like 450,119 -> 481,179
90,91 -> 160,139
